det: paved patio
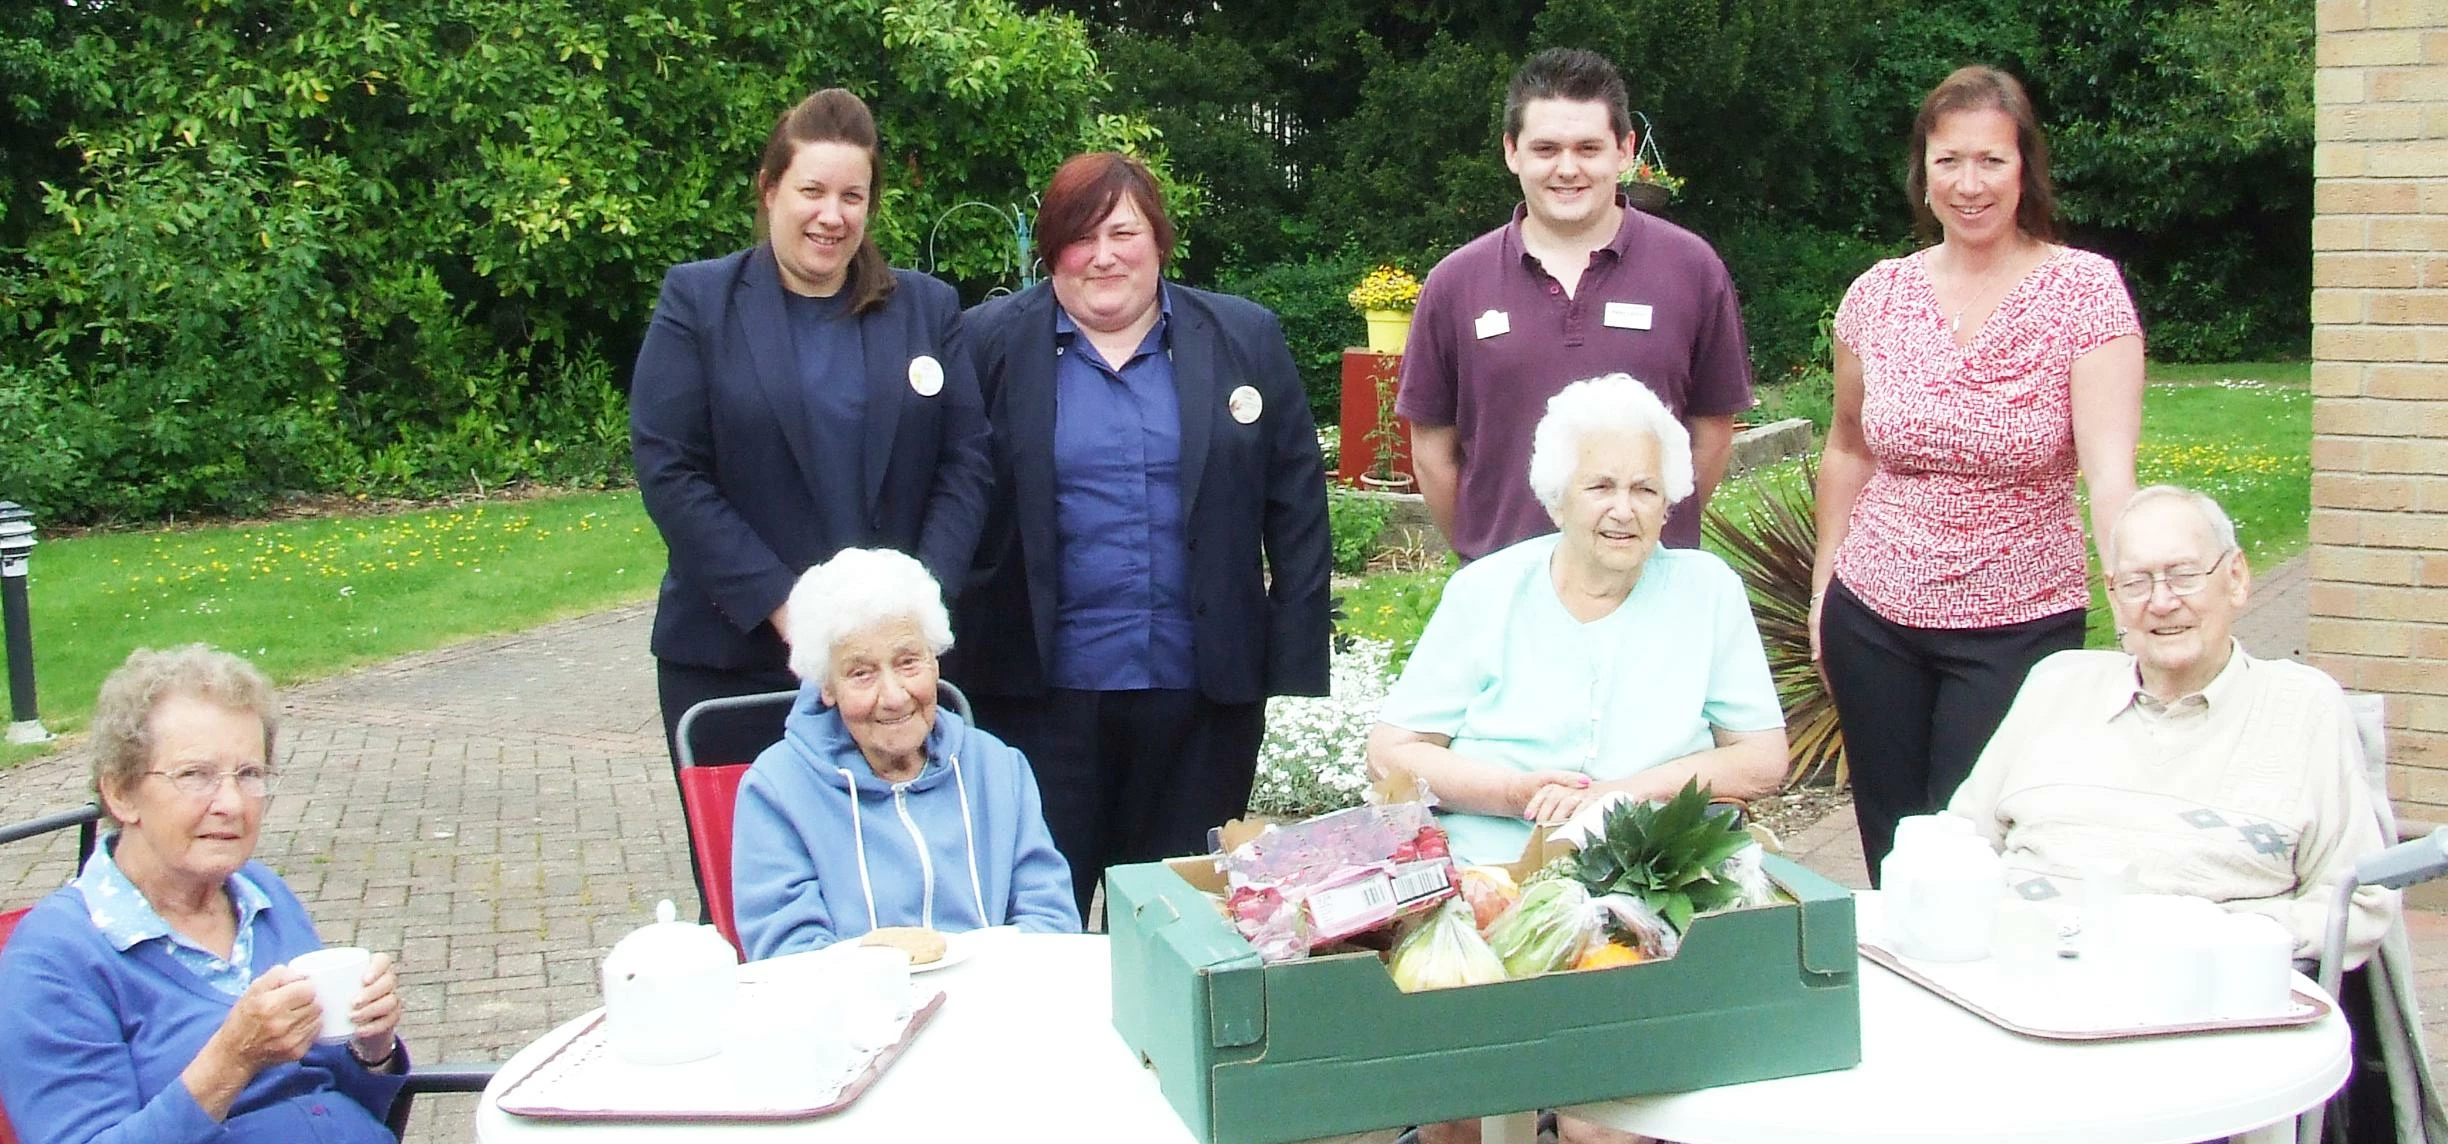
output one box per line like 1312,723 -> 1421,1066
0,553 -> 2436,1140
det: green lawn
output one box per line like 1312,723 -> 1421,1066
5,491 -> 661,764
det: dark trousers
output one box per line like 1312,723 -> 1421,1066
655,659 -> 800,922
1819,577 -> 2085,881
2336,964 -> 2399,1143
969,688 -> 1265,923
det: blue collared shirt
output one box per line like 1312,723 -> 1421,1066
73,834 -> 274,997
1048,288 -> 1196,691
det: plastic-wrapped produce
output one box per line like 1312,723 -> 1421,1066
1457,865 -> 1521,932
1386,899 -> 1508,992
1483,876 -> 1601,979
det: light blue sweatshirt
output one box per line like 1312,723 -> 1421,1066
730,688 -> 1080,960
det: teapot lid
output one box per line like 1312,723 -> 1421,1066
604,899 -> 738,978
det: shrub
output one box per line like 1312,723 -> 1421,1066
0,0 -> 1149,522
1327,487 -> 1395,575
1213,253 -> 1375,424
1711,221 -> 1903,386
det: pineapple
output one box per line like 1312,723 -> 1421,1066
1571,778 -> 1752,933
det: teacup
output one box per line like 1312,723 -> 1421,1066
288,947 -> 373,1044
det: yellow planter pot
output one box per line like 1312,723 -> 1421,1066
1363,309 -> 1412,355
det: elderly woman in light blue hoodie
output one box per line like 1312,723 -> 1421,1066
731,548 -> 1080,960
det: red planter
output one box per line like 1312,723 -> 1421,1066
1336,349 -> 1413,485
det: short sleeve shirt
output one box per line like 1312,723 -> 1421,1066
1395,201 -> 1755,558
1378,537 -> 1785,863
1830,247 -> 2141,628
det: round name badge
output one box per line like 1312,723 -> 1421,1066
1228,385 -> 1263,424
909,355 -> 944,397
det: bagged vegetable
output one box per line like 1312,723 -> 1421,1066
1591,892 -> 1680,961
1483,876 -> 1600,978
1458,865 -> 1521,932
1387,899 -> 1508,992
1720,842 -> 1777,910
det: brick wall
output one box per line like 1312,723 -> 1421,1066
2312,0 -> 2448,821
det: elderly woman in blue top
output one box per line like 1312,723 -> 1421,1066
1367,374 -> 1790,866
731,547 -> 1081,958
0,646 -> 408,1144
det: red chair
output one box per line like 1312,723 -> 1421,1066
675,682 -> 972,959
0,803 -> 491,1141
0,804 -> 102,1144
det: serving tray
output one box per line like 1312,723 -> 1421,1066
1858,940 -> 2327,1042
497,985 -> 945,1121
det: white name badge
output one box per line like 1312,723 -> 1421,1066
1228,385 -> 1263,424
1604,302 -> 1654,331
909,355 -> 944,397
1473,309 -> 1511,340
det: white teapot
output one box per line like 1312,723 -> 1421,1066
601,899 -> 738,1065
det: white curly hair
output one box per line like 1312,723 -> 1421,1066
1526,373 -> 1695,514
783,548 -> 955,683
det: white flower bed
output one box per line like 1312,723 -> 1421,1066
1249,636 -> 1393,819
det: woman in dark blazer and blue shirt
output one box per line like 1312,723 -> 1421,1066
947,152 -> 1331,918
631,89 -> 991,910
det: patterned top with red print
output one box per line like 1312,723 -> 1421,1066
1831,246 -> 2141,629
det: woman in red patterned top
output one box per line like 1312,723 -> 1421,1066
1808,65 -> 2144,877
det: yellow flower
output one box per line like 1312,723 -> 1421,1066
1347,265 -> 1422,313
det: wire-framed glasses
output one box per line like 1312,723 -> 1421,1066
144,764 -> 278,799
2106,549 -> 2236,604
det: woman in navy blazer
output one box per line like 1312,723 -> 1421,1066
631,89 -> 991,913
945,153 -> 1331,918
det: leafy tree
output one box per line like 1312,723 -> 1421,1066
0,0 -> 1150,521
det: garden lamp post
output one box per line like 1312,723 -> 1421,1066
0,501 -> 47,745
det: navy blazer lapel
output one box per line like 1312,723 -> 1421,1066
1009,288 -> 1063,651
737,247 -> 823,495
1169,285 -> 1219,524
859,283 -> 909,515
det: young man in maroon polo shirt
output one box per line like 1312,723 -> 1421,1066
1397,47 -> 1754,561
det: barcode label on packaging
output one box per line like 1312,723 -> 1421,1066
1305,874 -> 1397,939
1390,858 -> 1457,908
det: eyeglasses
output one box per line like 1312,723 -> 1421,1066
2106,549 -> 2236,604
144,765 -> 278,799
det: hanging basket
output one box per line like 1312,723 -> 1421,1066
1620,111 -> 1682,213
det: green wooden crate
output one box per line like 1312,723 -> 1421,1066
1107,853 -> 1861,1144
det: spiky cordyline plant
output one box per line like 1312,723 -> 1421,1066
1702,457 -> 1848,789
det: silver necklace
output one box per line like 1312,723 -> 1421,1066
1945,250 -> 2020,336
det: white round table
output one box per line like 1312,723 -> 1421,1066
1560,895 -> 2352,1144
475,930 -> 1201,1142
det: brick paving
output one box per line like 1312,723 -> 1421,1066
0,553 -> 2439,1141
0,603 -> 687,1141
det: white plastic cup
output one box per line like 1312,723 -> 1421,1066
2077,858 -> 2136,960
730,983 -> 850,1105
836,945 -> 911,1051
2209,913 -> 2297,1020
2123,907 -> 2219,1026
288,947 -> 374,1044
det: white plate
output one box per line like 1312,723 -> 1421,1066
907,929 -> 977,973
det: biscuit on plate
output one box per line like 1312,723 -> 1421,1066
860,926 -> 948,965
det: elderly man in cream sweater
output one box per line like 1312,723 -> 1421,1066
1948,484 -> 2399,970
